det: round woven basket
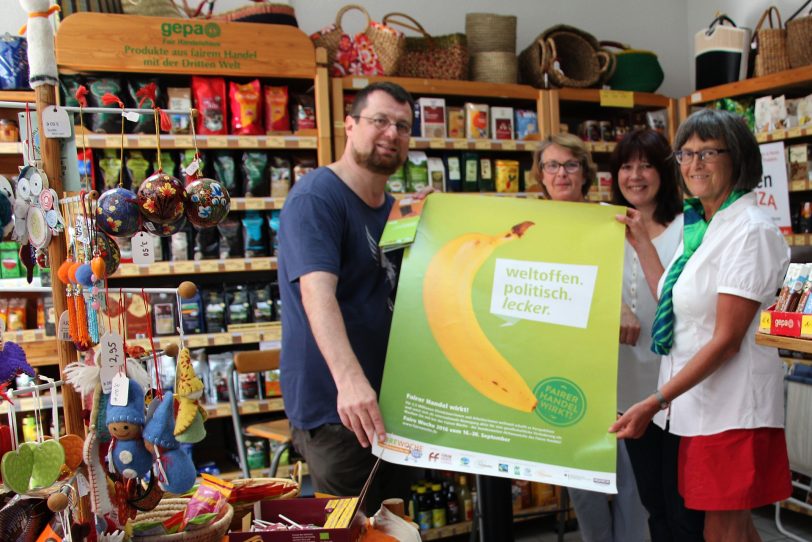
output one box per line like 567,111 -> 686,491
132,499 -> 234,542
465,13 -> 517,54
788,14 -> 812,68
121,0 -> 182,17
471,52 -> 518,84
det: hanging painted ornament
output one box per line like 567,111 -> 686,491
185,178 -> 230,228
143,214 -> 186,237
97,187 -> 141,238
94,231 -> 121,276
137,172 -> 187,225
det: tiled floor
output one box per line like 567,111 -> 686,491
512,505 -> 812,542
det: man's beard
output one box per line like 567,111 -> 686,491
351,144 -> 404,176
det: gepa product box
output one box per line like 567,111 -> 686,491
491,106 -> 514,140
465,103 -> 489,139
759,304 -> 812,339
418,97 -> 446,138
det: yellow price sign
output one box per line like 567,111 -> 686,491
173,135 -> 193,148
802,315 -> 812,337
792,180 -> 808,192
137,135 -> 158,148
453,140 -> 469,150
474,140 -> 492,150
501,140 -> 517,151
174,261 -> 195,274
756,132 -> 769,143
299,136 -> 318,148
244,198 -> 265,210
153,263 -> 170,275
206,135 -> 228,147
773,129 -> 786,140
252,258 -> 273,271
199,261 -> 219,273
103,135 -> 121,148
20,329 -> 37,342
237,136 -> 259,148
242,332 -> 260,344
759,311 -> 772,333
213,334 -> 231,346
429,138 -> 446,148
599,90 -> 634,108
241,402 -> 259,413
187,335 -> 207,348
224,260 -> 245,272
118,265 -> 138,277
794,234 -> 807,246
266,136 -> 284,148
788,127 -> 803,139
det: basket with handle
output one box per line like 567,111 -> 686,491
131,498 -> 234,542
787,0 -> 812,68
600,41 -> 664,92
227,461 -> 303,530
383,12 -> 468,80
310,4 -> 404,76
752,6 -> 791,77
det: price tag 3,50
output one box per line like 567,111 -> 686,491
132,231 -> 155,265
99,331 -> 125,394
110,372 -> 130,407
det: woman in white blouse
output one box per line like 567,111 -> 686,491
612,109 -> 791,542
611,129 -> 704,542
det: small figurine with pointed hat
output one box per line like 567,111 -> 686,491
105,378 -> 152,479
143,392 -> 196,494
173,347 -> 208,444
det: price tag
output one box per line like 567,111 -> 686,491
241,401 -> 259,413
759,311 -> 772,333
351,77 -> 369,89
199,261 -> 218,273
299,136 -> 317,148
118,265 -> 138,277
794,234 -> 806,246
792,180 -> 807,191
21,329 -> 36,342
99,331 -> 124,393
213,334 -> 230,345
245,198 -> 264,210
153,262 -> 170,275
42,106 -> 72,138
58,310 -> 70,341
474,140 -> 491,150
237,136 -> 259,148
173,135 -> 193,148
453,140 -> 469,149
266,136 -> 284,148
123,111 -> 141,123
104,134 -> 121,148
75,473 -> 90,497
756,132 -> 768,143
802,315 -> 812,338
501,140 -> 517,151
429,138 -> 445,148
137,135 -> 158,148
773,129 -> 786,140
599,89 -> 634,108
206,135 -> 228,147
225,259 -> 244,272
184,159 -> 200,177
132,232 -> 155,265
242,331 -> 259,344
187,335 -> 207,347
174,261 -> 195,274
110,372 -> 130,407
788,127 -> 803,139
253,258 -> 272,271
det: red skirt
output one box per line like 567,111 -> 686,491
678,427 -> 792,511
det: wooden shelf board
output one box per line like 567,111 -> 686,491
0,90 -> 35,102
557,88 -> 671,108
341,76 -> 539,101
409,138 -> 538,152
230,197 -> 285,211
128,323 -> 281,350
780,356 -> 812,367
112,257 -> 277,277
786,234 -> 812,247
204,397 -> 284,419
421,520 -> 473,540
756,126 -> 812,144
789,180 -> 812,192
75,133 -> 317,150
755,332 -> 812,354
585,141 -> 616,153
689,65 -> 812,104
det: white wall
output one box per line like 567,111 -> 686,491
4,0 -> 693,97
686,0 -> 805,91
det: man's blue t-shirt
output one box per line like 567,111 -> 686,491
278,167 -> 396,430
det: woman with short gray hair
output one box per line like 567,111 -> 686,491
611,108 -> 791,542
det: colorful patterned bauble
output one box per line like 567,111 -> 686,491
143,214 -> 186,237
185,178 -> 230,228
137,172 -> 187,225
94,232 -> 121,276
97,187 -> 142,238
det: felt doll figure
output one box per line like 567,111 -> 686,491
105,378 -> 152,479
143,392 -> 196,494
18,0 -> 59,88
173,347 -> 207,444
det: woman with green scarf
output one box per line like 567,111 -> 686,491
610,108 -> 791,542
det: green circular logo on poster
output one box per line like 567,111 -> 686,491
205,23 -> 221,38
533,378 -> 586,426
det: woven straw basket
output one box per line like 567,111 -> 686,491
228,475 -> 301,530
465,13 -> 517,54
787,1 -> 812,68
752,6 -> 791,76
132,499 -> 234,542
121,0 -> 182,17
471,52 -> 518,84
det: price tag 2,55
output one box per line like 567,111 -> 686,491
99,331 -> 125,394
110,372 -> 130,407
132,231 -> 155,265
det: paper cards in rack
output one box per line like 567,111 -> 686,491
378,196 -> 426,252
759,304 -> 812,338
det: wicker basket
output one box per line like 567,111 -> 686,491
132,499 -> 234,542
121,0 -> 182,17
520,25 -> 612,88
752,6 -> 791,76
787,1 -> 812,69
465,13 -> 517,54
228,476 -> 301,530
471,52 -> 518,84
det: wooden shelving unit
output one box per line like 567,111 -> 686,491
755,126 -> 812,144
71,131 -> 318,151
127,323 -> 280,350
112,256 -> 277,277
686,65 -> 812,106
408,137 -> 539,152
755,332 -> 812,354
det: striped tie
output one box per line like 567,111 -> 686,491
650,190 -> 747,355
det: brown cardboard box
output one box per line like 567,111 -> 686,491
228,498 -> 365,542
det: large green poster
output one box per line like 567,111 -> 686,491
373,194 -> 626,493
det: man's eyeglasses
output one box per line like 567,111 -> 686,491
673,148 -> 729,164
541,160 -> 582,174
354,115 -> 412,136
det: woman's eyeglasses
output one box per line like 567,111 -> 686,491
541,160 -> 582,174
673,148 -> 729,164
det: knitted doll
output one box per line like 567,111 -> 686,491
105,379 -> 152,479
143,392 -> 196,494
173,347 -> 207,444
